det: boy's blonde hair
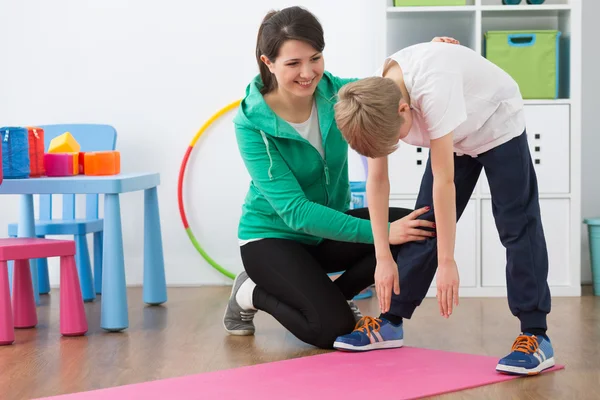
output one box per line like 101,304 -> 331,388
334,77 -> 404,158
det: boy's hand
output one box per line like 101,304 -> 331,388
389,206 -> 436,245
375,256 -> 400,313
436,259 -> 460,318
432,36 -> 460,44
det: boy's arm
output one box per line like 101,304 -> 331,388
430,132 -> 459,318
367,156 -> 400,313
410,71 -> 466,317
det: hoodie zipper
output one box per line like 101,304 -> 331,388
303,141 -> 330,205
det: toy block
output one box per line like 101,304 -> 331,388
44,153 -> 79,177
84,151 -> 120,176
48,132 -> 80,154
1,127 -> 30,179
78,152 -> 86,174
26,127 -> 45,177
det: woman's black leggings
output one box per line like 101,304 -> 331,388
240,207 -> 411,349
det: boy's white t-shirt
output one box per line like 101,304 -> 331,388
377,42 -> 526,156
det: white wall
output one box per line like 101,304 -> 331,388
0,0 -> 376,286
581,0 -> 600,284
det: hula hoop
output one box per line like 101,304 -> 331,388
178,100 -> 370,281
177,99 -> 241,280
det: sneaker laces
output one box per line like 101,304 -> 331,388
348,301 -> 363,318
353,316 -> 381,337
511,334 -> 539,354
240,310 -> 256,322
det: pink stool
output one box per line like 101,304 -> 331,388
0,238 -> 88,345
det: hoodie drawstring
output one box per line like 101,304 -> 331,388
260,130 -> 273,180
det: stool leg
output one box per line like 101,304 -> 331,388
37,259 -> 51,295
37,235 -> 51,295
101,193 -> 128,331
75,235 -> 95,302
8,233 -> 16,296
93,231 -> 103,295
8,260 -> 14,295
0,261 -> 15,345
60,255 -> 88,336
12,259 -> 38,329
18,194 -> 40,306
143,187 -> 167,305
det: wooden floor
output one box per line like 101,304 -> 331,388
1,286 -> 599,400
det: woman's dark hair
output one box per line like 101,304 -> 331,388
255,6 -> 325,95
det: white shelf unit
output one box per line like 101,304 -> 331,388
378,0 -> 582,297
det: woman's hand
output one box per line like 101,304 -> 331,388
389,206 -> 436,245
432,36 -> 460,44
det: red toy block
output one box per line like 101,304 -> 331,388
27,127 -> 45,177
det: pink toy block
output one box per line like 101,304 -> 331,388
44,153 -> 79,177
0,238 -> 88,344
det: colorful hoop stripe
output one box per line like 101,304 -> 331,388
177,100 -> 241,280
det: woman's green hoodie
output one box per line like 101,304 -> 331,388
233,72 -> 375,246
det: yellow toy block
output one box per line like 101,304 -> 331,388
48,132 -> 81,154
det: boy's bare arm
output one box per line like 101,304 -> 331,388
367,156 -> 399,313
430,132 -> 460,318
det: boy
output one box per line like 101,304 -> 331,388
332,41 -> 555,375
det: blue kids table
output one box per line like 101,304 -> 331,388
0,173 -> 167,331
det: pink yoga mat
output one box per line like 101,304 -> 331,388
38,347 -> 563,400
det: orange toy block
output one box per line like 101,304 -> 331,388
83,151 -> 120,176
48,132 -> 80,154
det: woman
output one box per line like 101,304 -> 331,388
223,6 -> 435,349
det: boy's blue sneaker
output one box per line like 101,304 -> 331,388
496,333 -> 555,375
333,316 -> 403,351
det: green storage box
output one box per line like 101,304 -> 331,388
393,0 -> 466,6
485,30 -> 561,99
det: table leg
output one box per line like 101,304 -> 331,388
100,193 -> 128,331
17,195 -> 39,306
143,187 -> 167,305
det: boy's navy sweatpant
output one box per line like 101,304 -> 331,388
390,131 -> 551,332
